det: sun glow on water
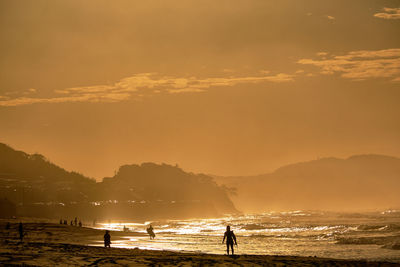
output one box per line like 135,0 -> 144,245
90,211 -> 400,262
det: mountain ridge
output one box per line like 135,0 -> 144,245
0,142 -> 237,219
214,154 -> 400,212
213,154 -> 400,180
2,141 -> 399,215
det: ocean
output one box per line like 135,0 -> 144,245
91,210 -> 400,263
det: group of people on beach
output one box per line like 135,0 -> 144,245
103,224 -> 156,248
59,217 -> 82,227
8,220 -> 237,255
8,219 -> 238,255
103,225 -> 238,255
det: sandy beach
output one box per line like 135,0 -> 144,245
0,221 -> 398,266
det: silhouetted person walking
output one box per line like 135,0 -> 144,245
18,222 -> 24,242
147,224 -> 155,239
222,225 -> 237,255
104,230 -> 111,248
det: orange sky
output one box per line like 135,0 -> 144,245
1,0 -> 399,179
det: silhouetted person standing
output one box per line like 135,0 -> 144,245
18,222 -> 24,242
74,217 -> 78,226
79,221 -> 82,227
5,222 -> 10,237
104,230 -> 111,248
222,225 -> 237,255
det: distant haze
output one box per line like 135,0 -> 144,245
0,0 -> 399,179
215,154 -> 400,212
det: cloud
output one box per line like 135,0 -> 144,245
167,88 -> 206,94
3,87 -> 38,96
298,48 -> 400,81
316,52 -> 328,57
326,15 -> 335,20
222,68 -> 235,73
0,93 -> 132,107
0,72 -> 294,107
259,70 -> 270,74
374,7 -> 400,20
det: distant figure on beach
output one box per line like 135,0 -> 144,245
74,217 -> 78,226
79,221 -> 82,227
146,224 -> 155,239
59,219 -> 63,224
104,230 -> 111,248
222,225 -> 237,255
64,220 -> 67,225
18,222 -> 24,242
5,222 -> 10,237
70,220 -> 73,226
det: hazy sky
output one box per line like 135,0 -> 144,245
1,0 -> 399,179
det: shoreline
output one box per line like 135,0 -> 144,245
0,221 -> 399,266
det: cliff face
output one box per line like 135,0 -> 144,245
0,143 -> 237,219
215,155 -> 400,212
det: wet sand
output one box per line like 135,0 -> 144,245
0,221 -> 398,266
